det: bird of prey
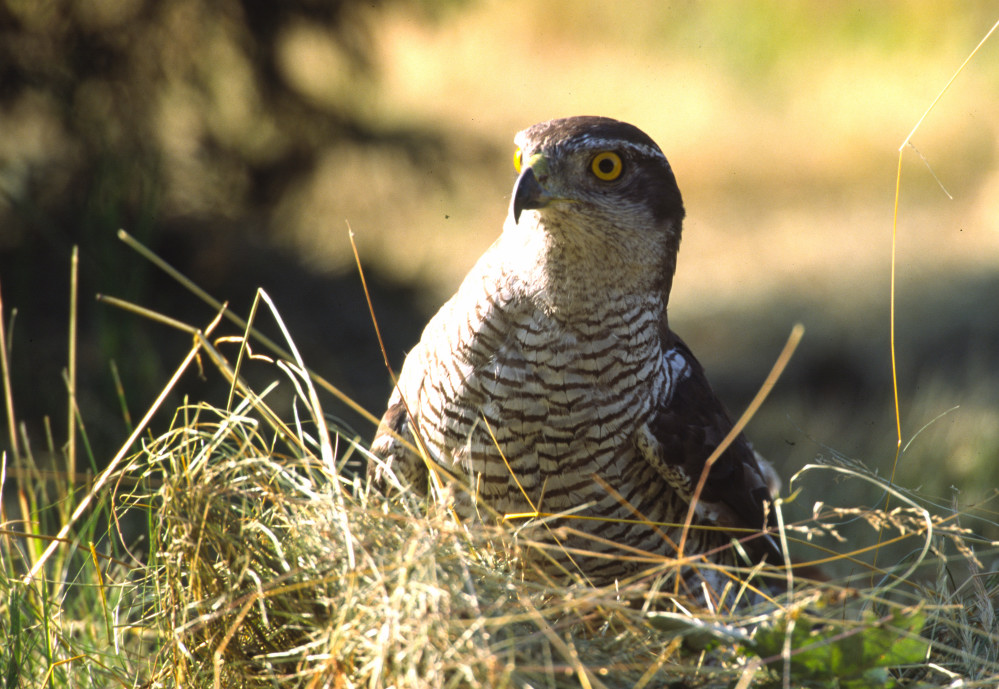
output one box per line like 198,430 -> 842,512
370,116 -> 781,590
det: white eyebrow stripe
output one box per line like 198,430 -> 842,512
569,135 -> 666,161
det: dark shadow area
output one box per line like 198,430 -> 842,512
674,270 -> 999,550
0,221 -> 430,469
0,0 -> 465,472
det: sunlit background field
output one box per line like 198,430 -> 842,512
2,0 -> 998,553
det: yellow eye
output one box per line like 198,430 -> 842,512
513,148 -> 523,173
590,151 -> 623,181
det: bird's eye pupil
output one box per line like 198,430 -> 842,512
597,158 -> 615,174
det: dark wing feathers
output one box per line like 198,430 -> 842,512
651,331 -> 781,562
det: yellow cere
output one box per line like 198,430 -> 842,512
590,151 -> 623,181
513,148 -> 523,173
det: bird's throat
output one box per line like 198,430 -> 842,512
505,215 -> 673,318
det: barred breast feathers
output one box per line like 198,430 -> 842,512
384,229 -> 673,505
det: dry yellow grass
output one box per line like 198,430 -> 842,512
2,264 -> 997,687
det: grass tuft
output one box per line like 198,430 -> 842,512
2,281 -> 998,688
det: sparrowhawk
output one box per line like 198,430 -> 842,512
371,116 -> 781,589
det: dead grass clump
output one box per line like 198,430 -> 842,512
124,399 -> 529,687
122,391 -> 717,689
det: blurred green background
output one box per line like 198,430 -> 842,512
1,1 -> 998,552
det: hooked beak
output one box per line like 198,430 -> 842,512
512,154 -> 553,223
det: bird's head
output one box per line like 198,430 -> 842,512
508,116 -> 686,297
